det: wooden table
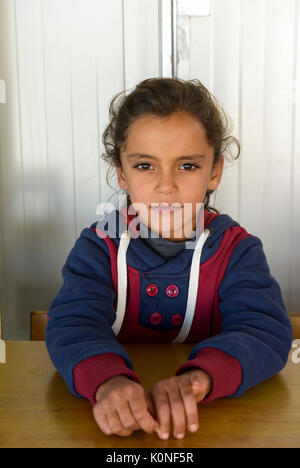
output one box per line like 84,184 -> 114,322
0,318 -> 300,448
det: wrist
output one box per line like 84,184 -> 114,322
95,375 -> 131,402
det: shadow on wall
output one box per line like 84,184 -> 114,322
3,170 -> 76,340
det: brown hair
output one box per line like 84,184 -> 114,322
101,77 -> 240,214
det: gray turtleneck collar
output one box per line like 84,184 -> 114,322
137,217 -> 196,261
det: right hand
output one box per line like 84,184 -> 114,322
93,375 -> 159,437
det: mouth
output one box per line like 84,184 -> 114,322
150,203 -> 183,212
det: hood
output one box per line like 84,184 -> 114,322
95,204 -> 240,274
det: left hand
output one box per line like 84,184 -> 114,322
151,369 -> 212,440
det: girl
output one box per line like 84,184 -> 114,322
46,78 -> 293,440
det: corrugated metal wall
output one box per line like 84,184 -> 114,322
184,0 -> 300,316
0,0 -> 299,339
0,0 -> 160,339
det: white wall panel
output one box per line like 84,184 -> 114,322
187,0 -> 241,220
291,0 -> 300,315
186,0 -> 300,314
14,0 -> 54,328
0,0 -> 27,339
0,0 -> 160,339
189,16 -> 212,89
239,0 -> 266,237
210,0 -> 241,221
94,0 -> 125,206
123,0 -> 160,89
260,0 -> 295,310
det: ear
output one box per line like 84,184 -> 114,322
116,165 -> 128,191
207,154 -> 224,191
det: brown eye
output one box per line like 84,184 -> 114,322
135,163 -> 152,170
180,163 -> 199,170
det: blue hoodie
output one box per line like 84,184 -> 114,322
45,206 -> 293,405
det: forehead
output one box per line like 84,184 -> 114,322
127,112 -> 206,141
123,112 -> 212,154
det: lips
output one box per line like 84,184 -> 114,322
150,203 -> 182,212
151,203 -> 182,207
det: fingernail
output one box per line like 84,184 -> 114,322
155,428 -> 169,440
175,433 -> 184,439
189,424 -> 198,432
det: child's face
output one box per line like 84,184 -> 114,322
116,111 -> 224,241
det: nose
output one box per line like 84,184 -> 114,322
156,169 -> 177,195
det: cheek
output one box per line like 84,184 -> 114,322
127,174 -> 152,197
181,176 -> 208,199
128,182 -> 150,199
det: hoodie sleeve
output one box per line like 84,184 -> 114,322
175,234 -> 293,403
45,225 -> 140,402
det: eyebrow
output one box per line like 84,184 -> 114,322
127,153 -> 206,161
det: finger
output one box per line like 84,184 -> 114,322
129,393 -> 159,434
95,407 -> 133,437
151,388 -> 171,440
109,406 -> 138,437
191,374 -> 203,392
115,427 -> 135,437
179,381 -> 199,433
117,402 -> 140,432
191,375 -> 209,403
145,391 -> 157,418
106,408 -> 124,435
166,387 -> 186,439
92,404 -> 112,436
108,406 -> 139,436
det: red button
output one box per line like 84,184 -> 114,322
171,314 -> 184,326
149,313 -> 163,325
166,284 -> 179,298
146,284 -> 159,297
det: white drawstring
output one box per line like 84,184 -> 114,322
112,230 -> 132,335
171,228 -> 211,343
112,227 -> 211,342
